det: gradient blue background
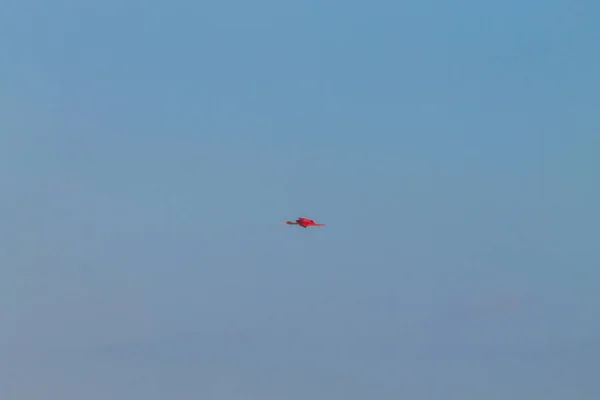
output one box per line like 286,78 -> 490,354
1,0 -> 599,399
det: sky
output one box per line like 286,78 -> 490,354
1,0 -> 599,399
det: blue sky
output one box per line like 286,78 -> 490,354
1,0 -> 599,399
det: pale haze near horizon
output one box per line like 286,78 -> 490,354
1,1 -> 599,399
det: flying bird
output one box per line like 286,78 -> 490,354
282,217 -> 325,228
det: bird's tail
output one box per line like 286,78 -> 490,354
282,221 -> 298,225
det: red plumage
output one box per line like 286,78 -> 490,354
282,217 -> 325,228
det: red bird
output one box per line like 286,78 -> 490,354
282,217 -> 325,228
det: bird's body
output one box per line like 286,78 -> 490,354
282,217 -> 325,228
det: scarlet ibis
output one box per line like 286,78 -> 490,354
282,217 -> 325,228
